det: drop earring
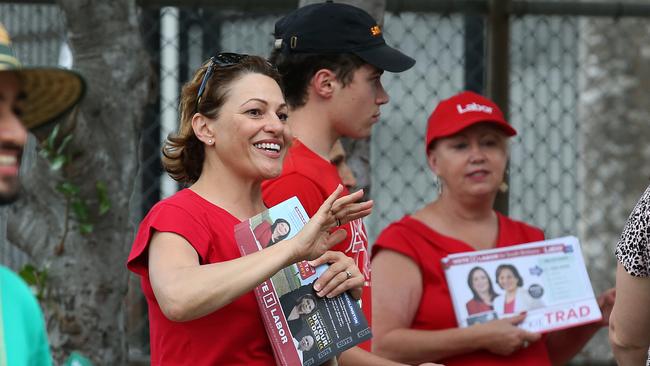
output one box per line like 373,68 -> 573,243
499,167 -> 510,193
434,175 -> 442,196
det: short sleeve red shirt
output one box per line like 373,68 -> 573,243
262,139 -> 373,351
372,213 -> 551,366
127,189 -> 274,365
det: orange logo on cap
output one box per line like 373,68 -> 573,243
370,25 -> 382,37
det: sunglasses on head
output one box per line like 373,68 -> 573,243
195,52 -> 249,113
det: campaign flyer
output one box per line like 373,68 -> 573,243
441,236 -> 602,333
235,196 -> 372,365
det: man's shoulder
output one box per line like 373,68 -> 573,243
0,266 -> 41,310
0,266 -> 31,293
263,141 -> 343,214
265,171 -> 326,190
282,142 -> 336,179
263,172 -> 328,216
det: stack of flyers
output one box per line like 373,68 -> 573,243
235,196 -> 372,365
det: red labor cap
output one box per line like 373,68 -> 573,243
425,91 -> 517,151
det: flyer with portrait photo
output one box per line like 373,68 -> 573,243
441,236 -> 602,333
235,196 -> 372,366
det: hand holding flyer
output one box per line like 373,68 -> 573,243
473,313 -> 541,356
308,251 -> 363,300
442,236 -> 602,333
236,196 -> 372,366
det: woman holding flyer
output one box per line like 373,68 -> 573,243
127,52 -> 369,365
371,91 -> 615,365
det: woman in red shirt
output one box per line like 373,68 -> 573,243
371,91 -> 615,366
127,53 -> 370,365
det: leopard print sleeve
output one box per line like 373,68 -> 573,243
615,185 -> 650,277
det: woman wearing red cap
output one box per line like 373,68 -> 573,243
371,91 -> 615,365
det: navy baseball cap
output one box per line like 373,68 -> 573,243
273,1 -> 415,73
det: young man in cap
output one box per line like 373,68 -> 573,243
0,23 -> 85,365
262,3 -> 439,365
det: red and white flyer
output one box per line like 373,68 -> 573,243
441,236 -> 602,333
235,196 -> 371,366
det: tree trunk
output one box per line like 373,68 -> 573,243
577,16 -> 650,361
7,1 -> 151,363
298,0 -> 386,198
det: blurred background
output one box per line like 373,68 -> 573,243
1,0 -> 649,364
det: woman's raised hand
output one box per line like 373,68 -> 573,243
289,185 -> 373,263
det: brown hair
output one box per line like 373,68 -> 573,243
162,55 -> 281,184
269,49 -> 366,108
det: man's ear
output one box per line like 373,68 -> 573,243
191,113 -> 215,145
310,68 -> 337,99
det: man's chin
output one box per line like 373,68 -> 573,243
0,192 -> 19,205
0,183 -> 20,206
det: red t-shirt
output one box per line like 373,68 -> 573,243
262,139 -> 372,351
372,214 -> 551,366
126,189 -> 275,365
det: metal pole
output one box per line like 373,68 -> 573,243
159,7 -> 180,199
487,0 -> 510,215
463,14 -> 485,94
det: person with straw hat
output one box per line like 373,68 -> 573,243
0,22 -> 85,365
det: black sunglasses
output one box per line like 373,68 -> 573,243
195,52 -> 249,113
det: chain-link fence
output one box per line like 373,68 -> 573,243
2,1 -> 650,364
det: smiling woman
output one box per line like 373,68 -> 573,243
126,52 -> 372,366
